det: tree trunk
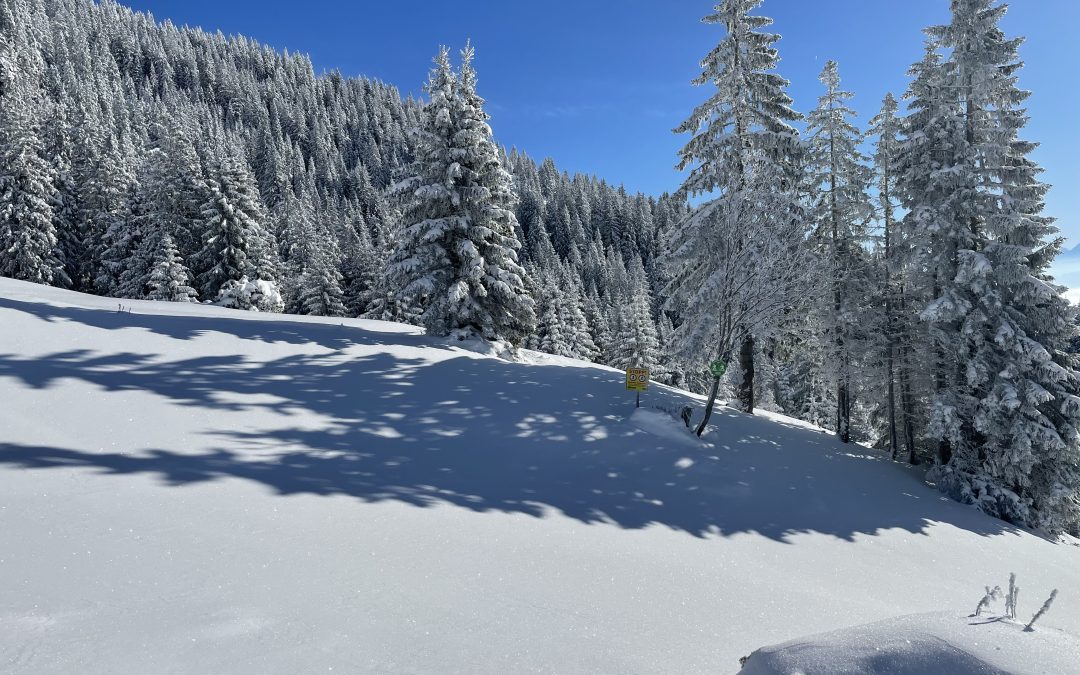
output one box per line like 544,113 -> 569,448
837,373 -> 851,444
828,119 -> 851,444
898,340 -> 918,464
896,287 -> 918,465
881,176 -> 898,457
738,335 -> 755,414
696,375 -> 722,437
886,342 -> 898,459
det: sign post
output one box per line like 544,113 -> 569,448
625,367 -> 650,408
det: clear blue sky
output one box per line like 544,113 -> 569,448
122,0 -> 1080,244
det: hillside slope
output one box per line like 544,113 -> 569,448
1,277 -> 1078,674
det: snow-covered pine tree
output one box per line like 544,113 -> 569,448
536,282 -> 571,357
447,42 -> 535,343
298,216 -> 346,317
389,44 -> 534,344
665,0 -> 809,434
138,118 -> 210,260
0,54 -> 62,286
338,208 -> 381,318
194,153 -> 281,310
362,217 -> 420,324
869,91 -> 918,462
609,256 -> 660,372
912,0 -> 1080,532
584,283 -> 613,364
41,99 -> 80,290
277,184 -> 332,314
386,47 -> 461,329
555,264 -> 599,361
805,59 -> 874,443
895,39 -> 961,467
0,15 -> 11,99
72,103 -> 136,296
115,127 -> 208,300
147,233 -> 198,302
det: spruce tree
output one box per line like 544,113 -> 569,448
555,265 -> 599,361
389,44 -> 534,344
909,0 -> 1080,532
338,209 -> 381,318
0,65 -> 62,286
194,154 -> 280,307
665,0 -> 808,433
869,92 -> 918,462
386,48 -> 461,328
805,60 -> 874,443
147,233 -> 198,302
609,257 -> 660,371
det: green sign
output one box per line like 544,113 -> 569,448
709,359 -> 728,378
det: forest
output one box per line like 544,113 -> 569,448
1,0 -> 1077,534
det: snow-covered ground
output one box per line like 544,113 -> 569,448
2,277 -> 1079,674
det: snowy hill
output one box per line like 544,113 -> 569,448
2,277 -> 1079,674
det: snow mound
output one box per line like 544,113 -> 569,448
739,611 -> 1080,675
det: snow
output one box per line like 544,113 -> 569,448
739,611 -> 1080,675
2,276 -> 1079,673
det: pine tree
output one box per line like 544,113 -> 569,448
445,42 -> 535,343
805,60 -> 874,443
869,91 -> 918,462
194,153 -> 280,308
298,217 -> 346,317
339,209 -> 381,317
147,232 -> 198,302
362,220 -> 420,325
138,119 -> 210,260
73,104 -> 135,296
555,265 -> 599,361
386,47 -> 461,328
665,0 -> 809,434
42,99 -> 79,289
609,257 -> 660,371
0,64 -> 62,286
389,44 -> 534,344
906,0 -> 1080,532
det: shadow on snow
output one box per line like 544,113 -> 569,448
0,297 -> 1023,543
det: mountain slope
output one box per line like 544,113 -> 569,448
1,277 -> 1078,674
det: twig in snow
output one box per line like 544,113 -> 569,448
1025,589 -> 1058,631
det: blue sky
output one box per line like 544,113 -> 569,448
122,0 -> 1080,244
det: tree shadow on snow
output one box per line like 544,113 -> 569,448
0,304 -> 1027,543
0,296 -> 430,352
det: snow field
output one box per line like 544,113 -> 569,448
1,277 -> 1078,674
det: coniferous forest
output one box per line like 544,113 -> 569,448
2,0 -> 1078,534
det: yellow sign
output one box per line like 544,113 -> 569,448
625,367 -> 650,392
